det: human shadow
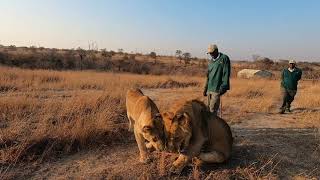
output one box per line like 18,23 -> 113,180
199,128 -> 320,178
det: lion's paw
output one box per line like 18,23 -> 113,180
139,156 -> 151,164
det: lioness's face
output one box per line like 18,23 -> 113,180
162,112 -> 191,152
142,114 -> 165,151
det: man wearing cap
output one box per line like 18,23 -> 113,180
279,60 -> 302,114
203,44 -> 231,116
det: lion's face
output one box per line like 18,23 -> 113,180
141,113 -> 165,151
162,112 -> 191,152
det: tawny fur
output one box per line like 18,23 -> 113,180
162,99 -> 233,174
126,88 -> 165,163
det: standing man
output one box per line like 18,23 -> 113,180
203,44 -> 231,116
279,60 -> 302,114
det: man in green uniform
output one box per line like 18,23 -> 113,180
279,60 -> 302,114
203,44 -> 231,116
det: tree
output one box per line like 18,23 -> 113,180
118,48 -> 124,54
109,50 -> 116,56
175,50 -> 182,63
101,49 -> 112,59
182,52 -> 191,65
77,47 -> 86,70
255,56 -> 274,70
149,52 -> 157,64
100,49 -> 113,70
9,45 -> 16,50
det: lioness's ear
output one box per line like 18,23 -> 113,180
142,125 -> 152,133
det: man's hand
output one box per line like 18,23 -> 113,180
203,90 -> 207,97
219,86 -> 227,95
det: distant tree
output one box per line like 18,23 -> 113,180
101,48 -> 112,61
255,56 -> 274,69
118,48 -> 124,55
109,50 -> 116,56
175,50 -> 182,63
149,52 -> 157,64
100,49 -> 113,70
182,52 -> 191,65
9,45 -> 16,49
77,47 -> 86,70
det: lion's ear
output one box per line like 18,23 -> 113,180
176,113 -> 184,119
180,112 -> 191,127
155,113 -> 162,118
142,125 -> 152,133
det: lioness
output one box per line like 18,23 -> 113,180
162,99 -> 233,173
126,88 -> 165,163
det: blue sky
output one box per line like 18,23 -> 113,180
0,0 -> 319,61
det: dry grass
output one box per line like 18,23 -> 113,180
0,66 -> 319,179
221,78 -> 320,126
0,66 -> 201,166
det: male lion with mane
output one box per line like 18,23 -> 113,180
162,99 -> 233,173
126,88 -> 165,163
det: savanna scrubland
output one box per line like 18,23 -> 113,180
0,46 -> 320,179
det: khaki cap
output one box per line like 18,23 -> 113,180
289,60 -> 296,64
207,44 -> 218,53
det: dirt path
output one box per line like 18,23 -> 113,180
3,88 -> 320,179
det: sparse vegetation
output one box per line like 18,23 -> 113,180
0,66 -> 319,179
1,45 -> 320,79
0,46 -> 319,179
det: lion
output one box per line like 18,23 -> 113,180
162,99 -> 233,174
126,88 -> 165,163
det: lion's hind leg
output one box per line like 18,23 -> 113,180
199,150 -> 226,163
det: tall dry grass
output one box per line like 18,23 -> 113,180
0,66 -> 201,165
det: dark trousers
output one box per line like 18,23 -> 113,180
281,88 -> 297,109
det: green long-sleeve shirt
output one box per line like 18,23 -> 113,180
204,53 -> 231,93
281,68 -> 302,90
